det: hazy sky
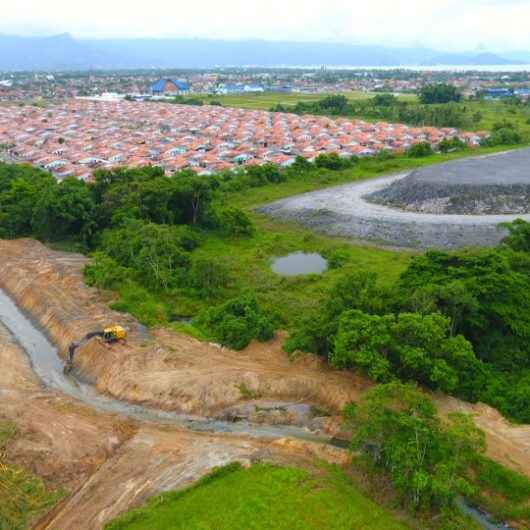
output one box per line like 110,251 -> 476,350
3,0 -> 530,51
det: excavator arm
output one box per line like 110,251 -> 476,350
65,326 -> 126,373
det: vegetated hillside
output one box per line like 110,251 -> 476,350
1,142 -> 530,425
0,33 -> 522,70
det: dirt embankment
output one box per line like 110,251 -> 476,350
0,239 -> 368,419
0,325 -> 349,530
1,238 -> 529,483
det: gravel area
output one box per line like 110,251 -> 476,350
260,170 -> 530,249
366,149 -> 530,215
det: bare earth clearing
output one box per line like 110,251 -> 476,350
260,151 -> 530,249
0,238 -> 529,529
0,325 -> 348,529
0,239 -> 368,419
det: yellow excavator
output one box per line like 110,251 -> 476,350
65,325 -> 126,373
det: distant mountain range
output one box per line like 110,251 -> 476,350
0,33 -> 527,71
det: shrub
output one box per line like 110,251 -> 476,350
84,252 -> 131,290
195,293 -> 275,349
345,382 -> 485,510
284,271 -> 383,357
324,247 -> 350,269
375,149 -> 395,161
315,153 -> 351,170
419,84 -> 462,104
209,205 -> 255,237
481,125 -> 522,146
188,256 -> 232,296
407,142 -> 434,158
332,310 -> 480,394
438,137 -> 466,153
101,221 -> 192,291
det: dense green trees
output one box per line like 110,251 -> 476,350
419,84 -> 463,104
32,177 -> 97,243
208,205 -> 255,236
284,271 -> 383,357
333,311 -> 480,394
0,164 -> 59,238
285,220 -> 530,422
100,221 -> 193,291
345,383 -> 485,509
279,94 -> 475,128
398,248 -> 530,371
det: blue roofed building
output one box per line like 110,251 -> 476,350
484,88 -> 513,99
150,79 -> 190,96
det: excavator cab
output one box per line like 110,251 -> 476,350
102,325 -> 127,343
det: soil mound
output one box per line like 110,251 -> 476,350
367,149 -> 530,214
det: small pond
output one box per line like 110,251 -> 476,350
271,252 -> 328,276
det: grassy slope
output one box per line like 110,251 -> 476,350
0,421 -> 65,530
105,463 -> 411,530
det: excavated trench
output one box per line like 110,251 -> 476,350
0,289 -> 512,530
0,287 -> 336,444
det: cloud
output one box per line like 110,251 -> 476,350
1,0 -> 529,51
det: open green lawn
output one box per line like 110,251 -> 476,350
113,210 -> 412,331
198,90 -> 416,110
105,463 -> 410,530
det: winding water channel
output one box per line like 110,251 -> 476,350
0,287 -> 511,529
0,288 -> 330,442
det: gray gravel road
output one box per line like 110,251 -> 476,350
260,173 -> 530,249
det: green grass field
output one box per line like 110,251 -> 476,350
198,90 -> 416,110
465,100 -> 530,134
109,143 -> 528,331
105,463 -> 410,530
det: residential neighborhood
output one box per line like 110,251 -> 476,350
0,99 -> 485,180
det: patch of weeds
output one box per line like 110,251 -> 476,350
0,420 -> 16,449
310,406 -> 332,418
237,383 -> 261,400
